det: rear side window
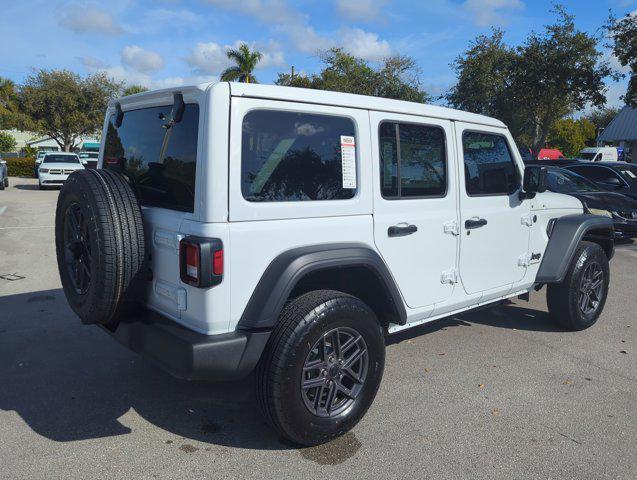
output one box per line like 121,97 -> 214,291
241,110 -> 357,202
462,132 -> 519,195
104,104 -> 199,212
379,122 -> 446,198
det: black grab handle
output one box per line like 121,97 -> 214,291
464,218 -> 488,229
388,224 -> 418,237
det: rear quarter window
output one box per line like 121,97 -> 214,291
104,103 -> 199,212
241,110 -> 357,202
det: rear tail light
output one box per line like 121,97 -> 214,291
179,236 -> 223,288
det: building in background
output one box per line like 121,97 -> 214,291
0,130 -> 100,157
597,106 -> 637,162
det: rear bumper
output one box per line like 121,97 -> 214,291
102,310 -> 271,381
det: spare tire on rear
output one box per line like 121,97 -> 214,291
55,169 -> 146,326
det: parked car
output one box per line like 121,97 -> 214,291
563,162 -> 637,201
578,147 -> 619,162
545,166 -> 637,238
537,148 -> 566,160
0,156 -> 8,190
79,151 -> 99,169
54,83 -> 614,446
38,152 -> 85,189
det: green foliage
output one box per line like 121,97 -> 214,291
221,43 -> 263,83
608,11 -> 637,107
547,118 -> 596,157
276,48 -> 429,103
0,77 -> 23,129
584,107 -> 620,131
23,145 -> 38,157
0,130 -> 17,152
448,6 -> 612,153
123,85 -> 148,96
19,69 -> 121,151
5,157 -> 34,177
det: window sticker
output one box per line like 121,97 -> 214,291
341,135 -> 357,189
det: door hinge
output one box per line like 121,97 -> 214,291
521,214 -> 534,227
518,253 -> 531,267
443,220 -> 460,236
440,269 -> 458,284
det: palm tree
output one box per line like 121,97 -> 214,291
220,43 -> 263,83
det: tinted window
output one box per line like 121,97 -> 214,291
104,104 -> 199,212
547,169 -> 600,193
379,122 -> 446,198
43,155 -> 80,164
463,132 -> 519,195
241,110 -> 357,202
568,166 -> 622,184
616,166 -> 637,184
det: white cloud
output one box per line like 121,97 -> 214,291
277,24 -> 334,54
335,0 -> 387,22
186,40 -> 286,76
77,56 -> 110,70
121,45 -> 164,74
340,28 -> 392,61
59,4 -> 123,35
462,0 -> 525,27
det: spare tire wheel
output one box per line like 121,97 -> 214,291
55,169 -> 146,326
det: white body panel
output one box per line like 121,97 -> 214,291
98,82 -> 583,336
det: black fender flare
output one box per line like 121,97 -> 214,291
237,243 -> 407,330
535,214 -> 614,284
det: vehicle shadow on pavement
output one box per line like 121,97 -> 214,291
13,183 -> 41,191
0,289 -> 287,450
0,289 -> 559,449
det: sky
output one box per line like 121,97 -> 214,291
1,0 -> 635,109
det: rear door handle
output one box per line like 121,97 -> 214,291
464,217 -> 487,229
388,224 -> 418,237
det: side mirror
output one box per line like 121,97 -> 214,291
520,166 -> 548,199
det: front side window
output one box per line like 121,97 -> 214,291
463,132 -> 519,195
547,169 -> 600,193
241,110 -> 357,202
379,122 -> 446,198
568,166 -> 622,185
104,103 -> 199,212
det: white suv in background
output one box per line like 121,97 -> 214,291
38,152 -> 84,189
55,82 -> 615,446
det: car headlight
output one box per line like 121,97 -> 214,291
39,168 -> 49,173
588,208 -> 612,218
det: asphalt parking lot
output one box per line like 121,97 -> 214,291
1,177 -> 635,480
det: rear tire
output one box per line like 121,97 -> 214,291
55,169 -> 146,326
256,290 -> 385,446
547,241 -> 609,331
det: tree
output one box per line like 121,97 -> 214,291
447,6 -> 613,153
511,6 -> 613,153
220,43 -> 262,83
0,77 -> 21,129
547,118 -> 596,157
608,11 -> 637,107
584,106 -> 620,134
123,85 -> 148,96
19,69 -> 121,151
276,48 -> 429,102
0,131 -> 17,152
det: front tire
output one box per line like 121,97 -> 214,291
547,241 -> 609,331
257,290 -> 385,446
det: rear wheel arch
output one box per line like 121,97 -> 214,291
238,243 -> 407,331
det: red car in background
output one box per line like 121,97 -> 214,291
537,148 -> 566,160
519,147 -> 566,161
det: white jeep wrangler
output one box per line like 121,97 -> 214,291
55,83 -> 614,446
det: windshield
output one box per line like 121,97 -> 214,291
547,168 -> 601,193
43,154 -> 80,164
580,152 -> 597,161
79,152 -> 99,159
616,165 -> 637,184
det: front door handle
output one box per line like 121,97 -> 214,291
388,223 -> 418,237
465,217 -> 487,229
